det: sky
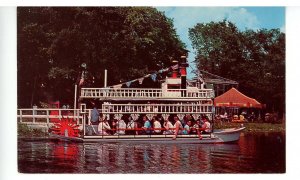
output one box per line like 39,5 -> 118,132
156,7 -> 285,79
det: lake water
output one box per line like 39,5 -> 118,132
18,132 -> 285,173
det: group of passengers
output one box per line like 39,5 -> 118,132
91,105 -> 211,140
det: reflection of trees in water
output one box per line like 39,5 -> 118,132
209,143 -> 247,173
238,133 -> 285,173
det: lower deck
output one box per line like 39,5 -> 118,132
52,127 -> 245,143
82,134 -> 219,143
84,134 -> 212,139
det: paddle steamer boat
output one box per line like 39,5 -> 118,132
50,56 -> 245,143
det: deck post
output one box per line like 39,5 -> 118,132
211,98 -> 215,137
74,85 -> 77,119
46,110 -> 50,132
104,69 -> 107,87
83,113 -> 86,136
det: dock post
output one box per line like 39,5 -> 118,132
46,110 -> 50,132
59,109 -> 61,120
83,114 -> 86,137
32,108 -> 36,123
19,110 -> 22,123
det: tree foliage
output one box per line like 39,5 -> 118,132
18,7 -> 186,107
189,20 -> 285,115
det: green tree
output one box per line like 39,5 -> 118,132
18,7 -> 186,107
189,20 -> 244,80
189,20 -> 285,117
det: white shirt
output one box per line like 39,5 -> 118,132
116,120 -> 126,135
153,120 -> 161,133
98,122 -> 111,134
164,121 -> 173,129
192,124 -> 200,133
163,121 -> 174,134
127,120 -> 135,129
174,121 -> 183,134
203,121 -> 211,133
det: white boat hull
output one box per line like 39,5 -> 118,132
79,127 -> 246,144
50,127 -> 245,144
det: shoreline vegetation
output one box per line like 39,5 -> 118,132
18,122 -> 286,138
214,122 -> 285,133
18,123 -> 49,138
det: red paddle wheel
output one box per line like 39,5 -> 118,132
50,117 -> 80,137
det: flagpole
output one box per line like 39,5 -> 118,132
74,84 -> 77,120
104,69 -> 107,87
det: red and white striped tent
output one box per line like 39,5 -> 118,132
214,88 -> 262,108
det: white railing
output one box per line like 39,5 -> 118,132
17,109 -> 83,124
80,88 -> 214,99
102,103 -> 213,114
81,88 -> 162,98
165,89 -> 214,98
17,105 -> 213,125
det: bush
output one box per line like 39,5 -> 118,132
18,123 -> 48,137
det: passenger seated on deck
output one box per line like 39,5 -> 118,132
183,114 -> 194,127
201,117 -> 211,134
173,116 -> 183,140
163,118 -> 174,135
142,115 -> 151,135
114,117 -> 127,135
98,117 -> 111,135
191,119 -> 201,134
152,116 -> 162,134
110,119 -> 117,135
182,120 -> 192,135
126,116 -> 138,135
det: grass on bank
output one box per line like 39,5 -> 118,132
213,122 -> 285,133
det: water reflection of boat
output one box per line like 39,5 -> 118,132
51,56 -> 245,144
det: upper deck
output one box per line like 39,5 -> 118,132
80,88 -> 214,101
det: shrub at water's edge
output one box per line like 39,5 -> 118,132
214,122 -> 285,133
18,123 -> 49,138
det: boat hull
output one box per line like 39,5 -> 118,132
51,127 -> 245,144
